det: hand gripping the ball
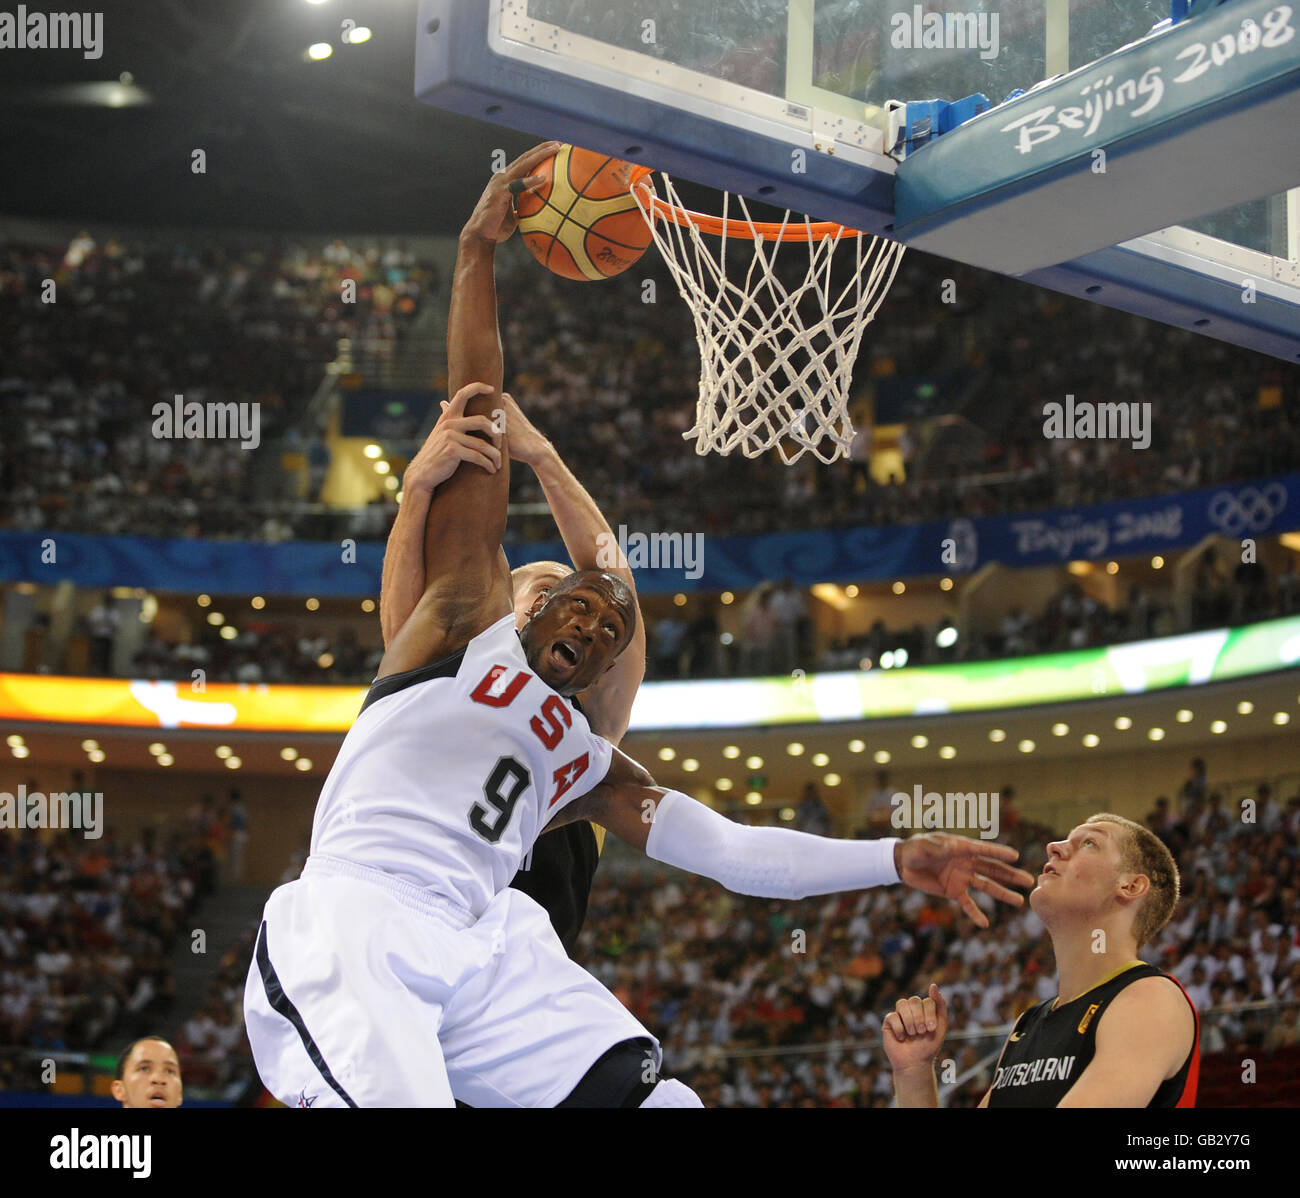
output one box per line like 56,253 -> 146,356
462,141 -> 562,246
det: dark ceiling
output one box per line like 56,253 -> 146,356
0,0 -> 546,235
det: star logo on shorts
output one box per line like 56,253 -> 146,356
295,1089 -> 318,1108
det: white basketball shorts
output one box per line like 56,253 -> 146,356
243,854 -> 660,1107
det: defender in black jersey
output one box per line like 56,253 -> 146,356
885,812 -> 1198,1107
988,960 -> 1198,1107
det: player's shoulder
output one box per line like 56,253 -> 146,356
1099,971 -> 1196,1038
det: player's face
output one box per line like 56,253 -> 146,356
1031,823 -> 1123,917
111,1040 -> 183,1108
521,580 -> 631,695
513,566 -> 571,629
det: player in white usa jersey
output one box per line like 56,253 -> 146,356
243,144 -> 1037,1109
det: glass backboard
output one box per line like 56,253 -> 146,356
415,0 -> 1300,360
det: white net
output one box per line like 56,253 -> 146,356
633,173 -> 906,465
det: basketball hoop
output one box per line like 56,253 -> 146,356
630,168 -> 905,465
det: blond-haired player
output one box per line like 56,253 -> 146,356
884,813 -> 1199,1107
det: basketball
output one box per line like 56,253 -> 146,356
515,145 -> 654,282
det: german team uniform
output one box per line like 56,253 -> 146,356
988,962 -> 1199,1108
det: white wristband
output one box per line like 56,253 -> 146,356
645,789 -> 900,899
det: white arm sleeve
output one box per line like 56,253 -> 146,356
644,790 -> 900,899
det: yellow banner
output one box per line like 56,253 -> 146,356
0,675 -> 366,732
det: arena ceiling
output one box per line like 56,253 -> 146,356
0,0 -> 533,235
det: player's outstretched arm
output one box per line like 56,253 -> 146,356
501,392 -> 646,741
550,753 -> 1035,923
1056,976 -> 1194,1107
379,389 -> 503,647
378,144 -> 558,677
882,984 -> 948,1108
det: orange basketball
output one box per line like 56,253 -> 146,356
515,145 -> 654,282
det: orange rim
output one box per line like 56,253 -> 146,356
629,165 -> 858,242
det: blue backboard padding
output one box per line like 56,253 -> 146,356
1024,242 -> 1300,362
895,0 -> 1300,236
4,473 -> 1298,594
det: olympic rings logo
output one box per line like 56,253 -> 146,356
1207,483 -> 1288,537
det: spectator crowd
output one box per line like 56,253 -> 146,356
1,233 -> 1296,546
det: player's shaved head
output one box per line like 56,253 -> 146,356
519,569 -> 637,694
547,570 -> 637,642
